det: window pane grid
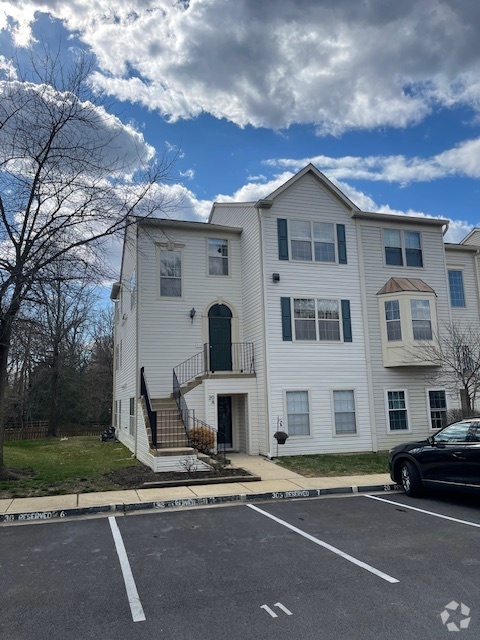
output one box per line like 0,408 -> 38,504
384,230 -> 423,267
313,222 -> 335,262
208,239 -> 229,276
334,390 -> 356,434
387,391 -> 408,430
290,220 -> 337,262
411,299 -> 432,340
317,299 -> 340,341
286,391 -> 310,436
429,390 -> 446,430
385,300 -> 402,341
160,249 -> 181,297
293,299 -> 341,341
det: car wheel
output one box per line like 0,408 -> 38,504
400,460 -> 422,497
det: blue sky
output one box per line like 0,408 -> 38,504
3,0 -> 480,252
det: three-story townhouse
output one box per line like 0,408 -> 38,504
112,164 -> 478,471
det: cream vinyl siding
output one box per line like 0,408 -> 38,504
445,248 -> 480,325
137,224 -> 244,399
262,173 -> 373,455
359,222 -> 453,450
210,204 -> 266,454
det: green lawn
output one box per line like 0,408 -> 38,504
276,452 -> 389,477
1,437 -> 139,498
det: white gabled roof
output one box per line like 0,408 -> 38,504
256,163 -> 360,212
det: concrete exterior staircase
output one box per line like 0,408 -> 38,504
141,396 -> 194,457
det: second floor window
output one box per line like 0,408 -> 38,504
294,298 -> 341,341
208,238 -> 229,275
160,249 -> 181,297
385,300 -> 402,341
410,299 -> 432,340
384,229 -> 423,267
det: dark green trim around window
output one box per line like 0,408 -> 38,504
337,224 -> 347,264
281,297 -> 292,341
341,300 -> 352,342
277,219 -> 289,260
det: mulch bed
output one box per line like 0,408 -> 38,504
103,465 -> 254,488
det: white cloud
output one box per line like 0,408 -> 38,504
265,138 -> 480,184
179,168 -> 195,179
3,1 -> 480,133
209,167 -> 475,243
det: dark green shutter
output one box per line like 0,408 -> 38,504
277,218 -> 289,260
341,300 -> 352,342
337,224 -> 347,264
281,297 -> 292,341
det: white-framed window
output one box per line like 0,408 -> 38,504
378,290 -> 438,367
208,238 -> 229,275
293,298 -> 341,341
130,272 -> 136,309
386,390 -> 409,432
427,389 -> 447,430
410,299 -> 432,340
333,390 -> 357,435
129,397 -> 135,435
383,229 -> 423,267
385,300 -> 402,341
448,269 -> 465,307
285,390 -> 310,436
160,248 -> 182,297
290,220 -> 336,263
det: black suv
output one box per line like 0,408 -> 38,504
389,419 -> 480,497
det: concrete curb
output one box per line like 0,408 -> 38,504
0,482 -> 401,524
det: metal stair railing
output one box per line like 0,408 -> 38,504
140,367 -> 157,449
174,343 -> 255,387
173,369 -> 222,456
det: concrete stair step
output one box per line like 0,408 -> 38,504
151,447 -> 195,457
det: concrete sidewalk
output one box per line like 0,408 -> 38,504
0,454 -> 398,523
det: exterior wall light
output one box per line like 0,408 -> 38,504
189,307 -> 196,323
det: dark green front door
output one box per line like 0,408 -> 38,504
208,304 -> 232,371
218,396 -> 233,448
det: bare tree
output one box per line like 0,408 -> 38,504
0,52 -> 175,475
36,261 -> 94,437
84,306 -> 114,425
414,323 -> 480,416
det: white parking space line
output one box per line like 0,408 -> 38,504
108,517 -> 146,623
366,495 -> 480,529
247,504 -> 399,584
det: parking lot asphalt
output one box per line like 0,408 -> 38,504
0,490 -> 479,640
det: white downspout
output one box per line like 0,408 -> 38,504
356,222 -> 378,452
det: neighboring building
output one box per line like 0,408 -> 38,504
111,164 -> 480,471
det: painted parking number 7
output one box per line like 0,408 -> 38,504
261,602 -> 293,617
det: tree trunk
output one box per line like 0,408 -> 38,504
47,347 -> 60,438
0,313 -> 15,474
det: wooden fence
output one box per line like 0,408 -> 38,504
4,422 -> 108,442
